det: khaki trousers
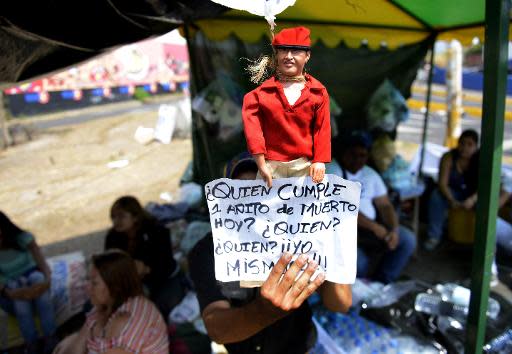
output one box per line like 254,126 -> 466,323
256,157 -> 311,179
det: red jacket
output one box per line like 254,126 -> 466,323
242,74 -> 331,163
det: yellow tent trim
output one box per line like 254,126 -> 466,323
194,19 -> 429,50
439,26 -> 512,45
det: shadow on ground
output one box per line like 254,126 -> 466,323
42,229 -> 107,259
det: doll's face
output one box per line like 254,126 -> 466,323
276,48 -> 310,77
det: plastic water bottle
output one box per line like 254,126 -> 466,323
415,293 -> 468,318
417,290 -> 500,320
483,328 -> 512,353
350,338 -> 365,354
365,280 -> 416,308
435,283 -> 501,319
393,336 -> 423,354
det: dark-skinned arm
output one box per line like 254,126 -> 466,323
317,282 -> 352,313
27,239 -> 51,280
438,153 -> 460,208
201,253 -> 325,344
373,195 -> 400,250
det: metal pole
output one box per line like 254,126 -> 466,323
444,40 -> 463,148
418,43 -> 435,179
465,0 -> 509,352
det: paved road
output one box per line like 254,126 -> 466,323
31,101 -> 170,130
397,109 -> 512,157
9,92 -> 512,157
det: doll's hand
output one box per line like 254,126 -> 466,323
309,162 -> 325,183
259,165 -> 273,188
254,154 -> 273,188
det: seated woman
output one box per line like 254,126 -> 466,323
105,196 -> 185,317
426,130 -> 512,258
0,211 -> 57,354
54,250 -> 169,354
424,129 -> 479,250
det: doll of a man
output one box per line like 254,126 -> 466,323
242,26 -> 331,187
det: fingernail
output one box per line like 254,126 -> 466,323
316,273 -> 326,282
298,254 -> 307,263
309,260 -> 318,269
283,252 -> 292,261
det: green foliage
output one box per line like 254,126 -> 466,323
133,87 -> 150,102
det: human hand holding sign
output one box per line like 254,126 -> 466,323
260,252 -> 325,312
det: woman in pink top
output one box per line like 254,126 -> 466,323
54,250 -> 169,354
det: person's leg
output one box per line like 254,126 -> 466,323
373,226 -> 416,284
0,294 -> 15,314
13,298 -> 39,343
496,217 -> 512,257
356,248 -> 370,278
151,273 -> 187,318
425,188 -> 449,249
27,271 -> 57,337
3,277 -> 39,344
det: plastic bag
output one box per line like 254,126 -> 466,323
191,74 -> 244,141
154,104 -> 177,144
180,221 -> 212,255
169,291 -> 200,324
366,79 -> 409,132
178,182 -> 203,209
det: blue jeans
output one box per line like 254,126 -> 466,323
496,217 -> 512,256
427,188 -> 468,241
0,270 -> 57,343
357,225 -> 417,283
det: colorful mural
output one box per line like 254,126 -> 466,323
3,31 -> 189,105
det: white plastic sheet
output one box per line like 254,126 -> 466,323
210,0 -> 296,29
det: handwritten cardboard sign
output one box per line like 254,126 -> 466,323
205,174 -> 361,284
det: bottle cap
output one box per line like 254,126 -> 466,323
452,286 -> 471,306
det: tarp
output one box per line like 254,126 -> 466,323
1,0 -> 510,84
197,0 -> 511,49
0,0 -> 226,84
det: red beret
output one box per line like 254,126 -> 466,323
272,26 -> 311,50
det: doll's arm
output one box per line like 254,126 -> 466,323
254,153 -> 273,188
310,90 -> 330,183
242,91 -> 267,157
312,90 -> 331,164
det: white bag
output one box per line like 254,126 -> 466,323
154,104 -> 177,144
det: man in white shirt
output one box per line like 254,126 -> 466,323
329,131 -> 416,283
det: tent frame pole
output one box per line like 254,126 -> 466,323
418,42 -> 436,179
465,0 -> 509,352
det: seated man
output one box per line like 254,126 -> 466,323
331,131 -> 416,283
188,152 -> 352,354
